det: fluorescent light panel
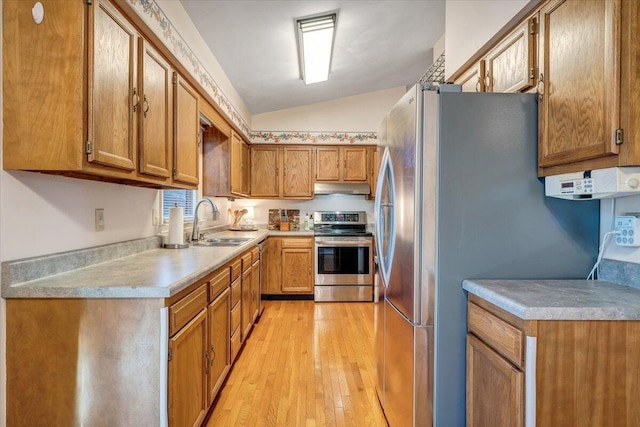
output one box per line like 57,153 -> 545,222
297,14 -> 336,85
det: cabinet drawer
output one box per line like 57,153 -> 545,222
231,302 -> 241,333
231,328 -> 241,361
231,278 -> 241,307
251,247 -> 259,261
169,284 -> 208,336
468,302 -> 523,367
281,237 -> 312,248
209,267 -> 230,302
241,251 -> 252,271
230,258 -> 242,281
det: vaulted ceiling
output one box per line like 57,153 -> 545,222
180,1 -> 445,114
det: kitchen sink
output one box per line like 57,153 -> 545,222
192,237 -> 252,247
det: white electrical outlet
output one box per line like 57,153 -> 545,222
614,214 -> 640,247
95,208 -> 105,232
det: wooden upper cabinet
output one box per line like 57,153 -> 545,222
87,0 -> 137,171
538,0 -> 621,170
316,146 -> 368,182
230,131 -> 250,197
173,73 -> 200,187
343,146 -> 368,181
283,146 -> 314,198
138,39 -> 172,179
316,147 -> 341,181
368,146 -> 381,199
455,61 -> 485,92
251,146 -> 279,197
246,146 -> 318,199
484,17 -> 537,94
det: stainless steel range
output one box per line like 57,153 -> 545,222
313,211 -> 374,302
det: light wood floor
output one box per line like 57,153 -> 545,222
206,300 -> 388,427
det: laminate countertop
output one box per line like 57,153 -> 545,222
2,230 -> 270,299
463,279 -> 640,320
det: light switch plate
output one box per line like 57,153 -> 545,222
95,208 -> 105,232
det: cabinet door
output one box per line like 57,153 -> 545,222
138,39 -> 172,179
241,265 -> 252,340
343,146 -> 368,181
173,73 -> 199,186
230,131 -> 245,196
369,146 -> 381,199
250,260 -> 260,322
251,146 -> 279,197
316,147 -> 340,181
263,238 -> 282,294
241,141 -> 251,195
456,61 -> 485,92
538,0 -> 621,168
207,287 -> 230,406
88,0 -> 137,171
467,334 -> 523,427
283,147 -> 314,197
281,248 -> 313,293
485,18 -> 536,93
168,309 -> 207,427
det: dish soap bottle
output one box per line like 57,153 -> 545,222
304,213 -> 310,231
307,213 -> 314,231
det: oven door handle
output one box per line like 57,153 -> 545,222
315,240 -> 373,247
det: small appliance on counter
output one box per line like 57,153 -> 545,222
313,211 -> 373,302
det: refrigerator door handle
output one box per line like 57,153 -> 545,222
374,147 -> 396,288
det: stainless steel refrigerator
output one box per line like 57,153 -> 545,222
373,85 -> 599,426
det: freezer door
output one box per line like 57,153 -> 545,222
385,86 -> 419,323
374,147 -> 396,289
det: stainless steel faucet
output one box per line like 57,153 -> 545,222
191,198 -> 219,242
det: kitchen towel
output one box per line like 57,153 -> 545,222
168,205 -> 184,245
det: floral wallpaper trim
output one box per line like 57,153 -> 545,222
125,0 -> 251,139
250,131 -> 378,145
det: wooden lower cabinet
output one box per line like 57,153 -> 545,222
467,334 -> 523,427
207,287 -> 231,406
169,308 -> 208,427
241,263 -> 253,340
250,258 -> 260,322
467,295 -> 640,426
263,237 -> 314,295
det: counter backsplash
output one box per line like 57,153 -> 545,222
599,259 -> 640,289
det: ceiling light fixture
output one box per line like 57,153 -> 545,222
296,13 -> 336,85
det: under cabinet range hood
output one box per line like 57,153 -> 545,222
314,182 -> 371,195
545,167 -> 640,200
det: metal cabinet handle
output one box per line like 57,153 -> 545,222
475,77 -> 481,92
537,73 -> 544,101
210,345 -> 215,364
484,71 -> 491,91
204,351 -> 211,374
142,95 -> 150,118
132,88 -> 140,112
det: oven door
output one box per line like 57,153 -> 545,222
314,238 -> 373,285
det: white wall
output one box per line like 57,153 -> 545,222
154,0 -> 251,125
444,0 -> 533,79
232,196 -> 375,227
251,86 -> 406,132
600,197 -> 640,263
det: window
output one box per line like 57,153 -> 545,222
162,189 -> 197,223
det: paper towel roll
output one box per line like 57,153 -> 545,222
168,206 -> 184,245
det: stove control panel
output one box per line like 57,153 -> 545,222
313,211 -> 367,225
